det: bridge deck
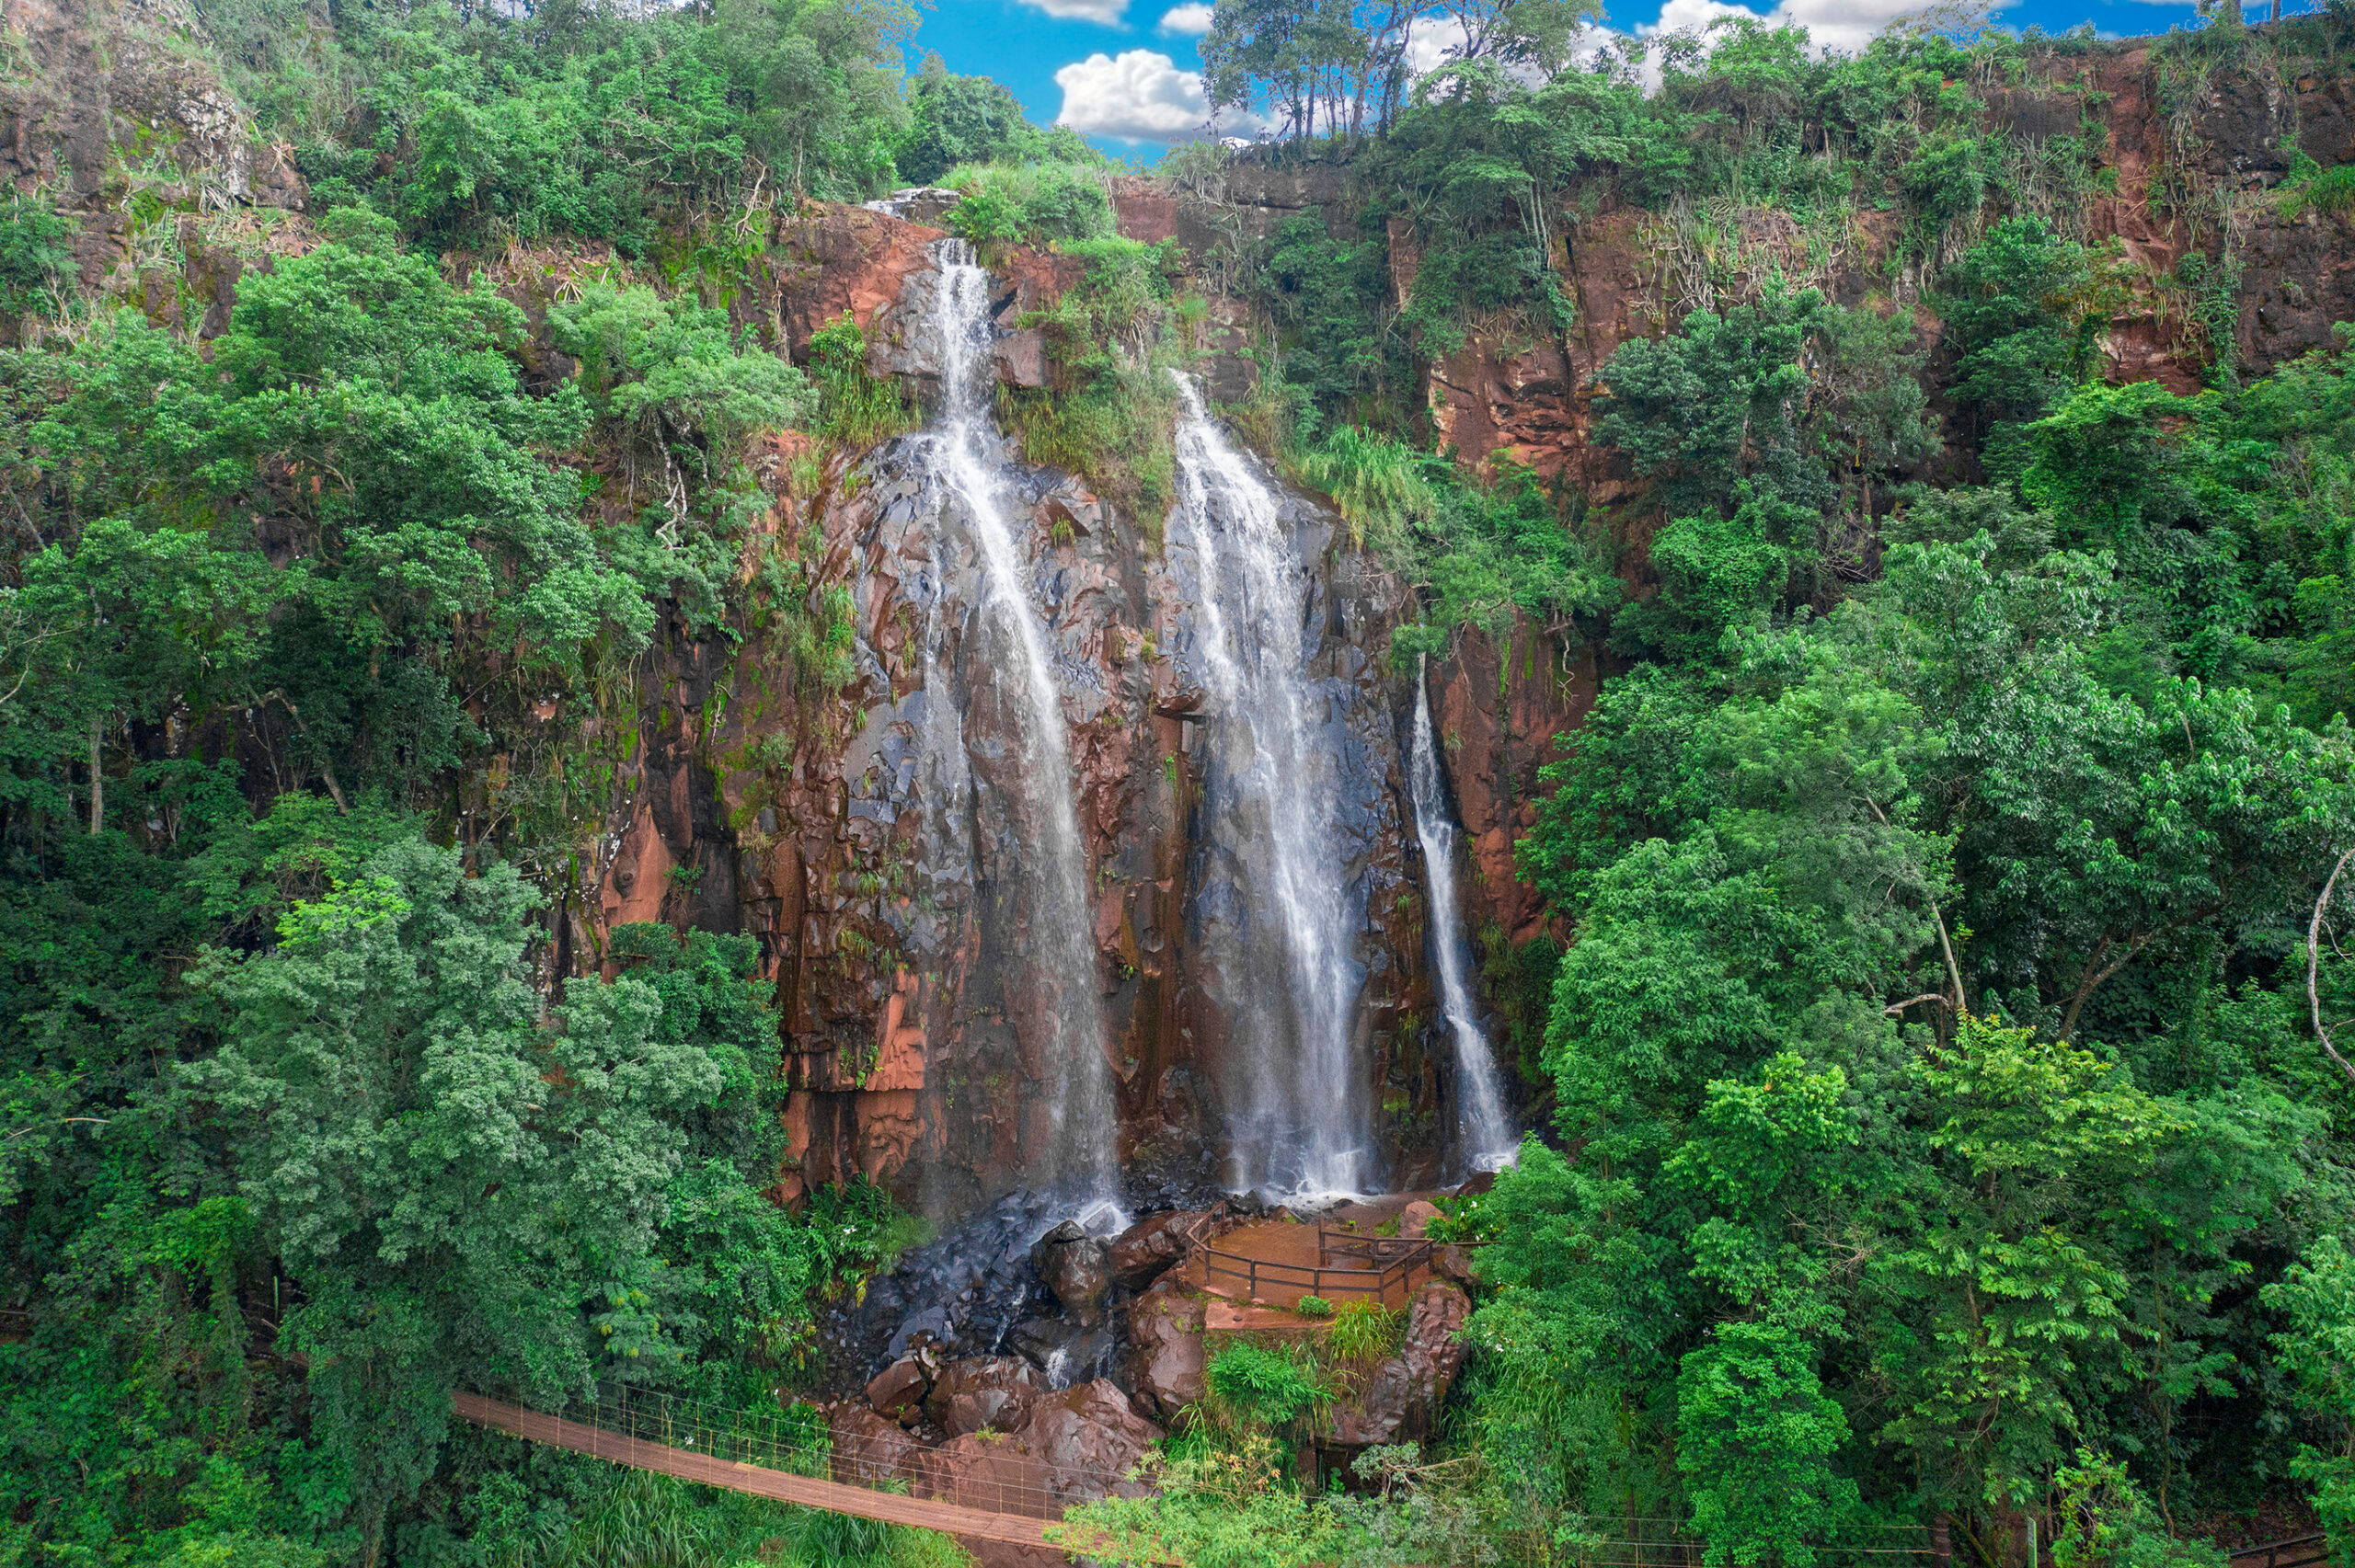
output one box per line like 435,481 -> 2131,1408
451,1391 -> 1075,1553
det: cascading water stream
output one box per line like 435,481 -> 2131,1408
1167,372 -> 1372,1200
924,238 -> 1120,1219
1409,661 -> 1518,1171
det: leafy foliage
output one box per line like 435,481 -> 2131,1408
1206,1342 -> 1332,1428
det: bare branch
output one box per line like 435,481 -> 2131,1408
2308,848 -> 2355,1086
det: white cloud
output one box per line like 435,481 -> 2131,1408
1058,48 -> 1255,140
1631,0 -> 2016,63
1402,12 -> 1471,74
1017,0 -> 1130,23
1159,2 -> 1214,32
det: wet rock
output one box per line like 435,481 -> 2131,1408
1030,1220 -> 1113,1326
1107,1208 -> 1211,1289
827,1402 -> 926,1487
867,187 -> 962,225
1006,1316 -> 1119,1389
1325,1279 -> 1472,1447
888,1305 -> 952,1359
917,1428 -> 1051,1515
1007,1314 -> 1078,1368
1123,1280 -> 1205,1419
865,1353 -> 935,1423
925,1355 -> 1046,1437
1017,1378 -> 1163,1501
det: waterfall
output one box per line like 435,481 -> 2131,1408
1408,661 -> 1517,1171
1167,372 -> 1373,1200
924,238 -> 1120,1218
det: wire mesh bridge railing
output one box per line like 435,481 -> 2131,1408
451,1385 -> 1153,1545
454,1385 -> 1948,1566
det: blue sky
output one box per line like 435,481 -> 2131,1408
908,0 -> 2211,162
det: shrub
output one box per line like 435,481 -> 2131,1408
2285,161 -> 2355,219
946,186 -> 1023,246
1422,1190 -> 1501,1246
995,364 -> 1177,531
807,312 -> 912,452
941,160 -> 1113,246
1295,1295 -> 1333,1318
1327,1300 -> 1407,1364
1296,426 -> 1437,552
548,282 -> 813,471
1207,1343 -> 1331,1427
0,184 -> 76,319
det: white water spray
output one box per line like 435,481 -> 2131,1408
1167,372 -> 1372,1201
925,239 -> 1119,1212
1408,661 -> 1517,1171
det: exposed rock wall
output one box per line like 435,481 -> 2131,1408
0,0 -> 309,306
559,211 -> 1447,1216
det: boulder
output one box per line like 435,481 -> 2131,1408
1016,1377 -> 1163,1502
1009,1315 -> 1120,1388
1432,1242 -> 1479,1285
1122,1280 -> 1205,1418
925,1355 -> 1046,1437
1030,1220 -> 1113,1326
864,1354 -> 934,1423
917,1428 -> 1051,1516
887,1305 -> 951,1359
1007,1314 -> 1078,1368
1108,1208 -> 1210,1289
1397,1199 -> 1442,1239
1325,1279 -> 1472,1448
994,327 -> 1047,388
827,1402 -> 925,1488
872,186 -> 963,225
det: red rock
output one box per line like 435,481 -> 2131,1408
1108,1208 -> 1210,1288
1324,1279 -> 1472,1448
1123,1279 -> 1206,1418
827,1402 -> 925,1488
916,1428 -> 1052,1516
1397,1199 -> 1442,1239
925,1355 -> 1046,1438
864,1354 -> 932,1421
1015,1377 -> 1163,1502
771,206 -> 944,360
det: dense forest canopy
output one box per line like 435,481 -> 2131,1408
4,0 -> 2355,1565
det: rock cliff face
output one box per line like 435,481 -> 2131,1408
32,13 -> 2344,1224
0,0 -> 310,326
557,210 -> 1451,1216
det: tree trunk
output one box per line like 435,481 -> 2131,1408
87,715 -> 101,836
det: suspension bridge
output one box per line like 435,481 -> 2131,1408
450,1389 -> 1132,1558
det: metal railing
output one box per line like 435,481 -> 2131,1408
454,1384 -> 1154,1526
1200,1233 -> 1433,1308
2228,1535 -> 2331,1568
455,1387 -> 1947,1568
1318,1228 -> 1433,1267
